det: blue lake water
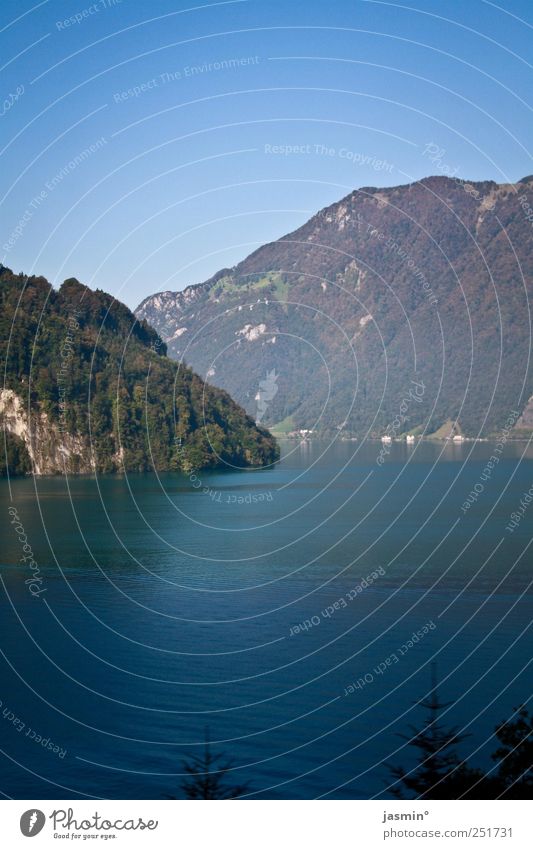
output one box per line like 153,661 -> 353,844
1,439 -> 532,799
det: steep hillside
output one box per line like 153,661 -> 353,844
0,267 -> 278,475
136,175 -> 533,437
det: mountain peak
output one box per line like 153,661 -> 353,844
136,176 -> 533,438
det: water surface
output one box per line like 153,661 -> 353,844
1,439 -> 532,799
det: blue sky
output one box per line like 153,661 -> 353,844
1,0 -> 532,308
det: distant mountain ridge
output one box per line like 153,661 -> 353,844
136,175 -> 533,437
0,267 -> 278,476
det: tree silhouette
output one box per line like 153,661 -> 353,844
178,733 -> 250,800
387,666 -> 495,799
491,705 -> 533,799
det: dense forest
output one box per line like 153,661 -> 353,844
0,266 -> 278,476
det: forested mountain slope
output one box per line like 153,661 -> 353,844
137,175 -> 533,437
0,267 -> 278,475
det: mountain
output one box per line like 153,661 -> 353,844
136,175 -> 533,438
0,267 -> 278,476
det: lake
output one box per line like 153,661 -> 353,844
1,439 -> 532,799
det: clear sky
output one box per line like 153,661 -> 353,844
1,0 -> 532,308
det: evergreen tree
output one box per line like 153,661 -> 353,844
491,705 -> 533,798
176,733 -> 250,800
387,666 -> 494,799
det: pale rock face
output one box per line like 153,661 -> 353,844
335,203 -> 349,222
0,388 -> 96,475
112,444 -> 125,467
344,259 -> 366,291
0,389 -> 26,440
351,313 -> 373,343
135,282 -> 209,330
235,323 -> 267,342
372,191 -> 389,209
474,184 -> 514,232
